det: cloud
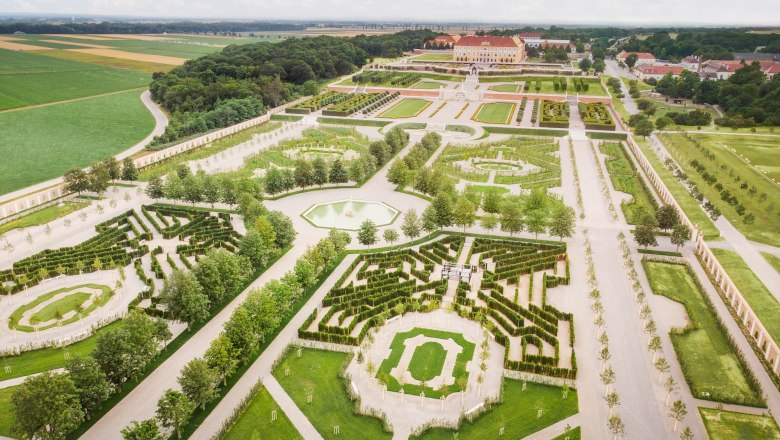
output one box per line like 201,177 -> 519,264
3,0 -> 779,26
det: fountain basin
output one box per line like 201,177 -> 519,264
302,200 -> 400,230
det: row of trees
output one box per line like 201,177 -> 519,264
633,204 -> 692,250
386,131 -> 443,192
12,310 -> 171,439
64,157 -> 139,194
122,229 -> 352,439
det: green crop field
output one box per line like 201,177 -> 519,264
0,49 -> 150,110
11,34 -> 223,59
411,380 -> 578,440
699,408 -> 780,440
379,99 -> 432,118
643,261 -> 764,407
274,348 -> 390,440
599,142 -> 658,223
0,89 -> 155,195
37,49 -> 174,73
660,132 -> 780,246
472,102 -> 515,125
223,384 -> 301,440
710,248 -> 780,343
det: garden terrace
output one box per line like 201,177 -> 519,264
351,71 -> 423,87
539,100 -> 570,129
579,102 -> 615,131
598,141 -> 659,224
298,236 -> 465,345
287,91 -> 349,114
0,209 -> 147,294
322,92 -> 399,117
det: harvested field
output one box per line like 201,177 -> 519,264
39,39 -> 109,49
64,48 -> 187,65
43,34 -> 122,41
0,41 -> 47,51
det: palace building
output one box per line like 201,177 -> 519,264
453,35 -> 526,63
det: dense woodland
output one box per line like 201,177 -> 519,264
148,30 -> 437,146
621,30 -> 780,60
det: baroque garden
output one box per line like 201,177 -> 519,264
0,29 -> 779,440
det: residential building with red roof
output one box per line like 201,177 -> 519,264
616,51 -> 656,66
519,32 -> 543,39
636,64 -> 685,81
425,34 -> 461,49
453,35 -> 526,63
700,59 -> 780,80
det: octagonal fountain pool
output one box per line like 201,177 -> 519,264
302,199 -> 400,230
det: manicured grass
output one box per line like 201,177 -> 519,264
273,348 -> 391,440
761,252 -> 780,275
483,126 -> 568,137
137,121 -> 281,181
699,407 -> 780,440
488,84 -> 521,93
480,76 -> 609,97
0,90 -> 155,195
408,342 -> 447,382
633,136 -> 720,239
638,248 -> 683,257
471,102 -> 515,125
378,98 -> 432,119
316,117 -> 391,127
660,132 -> 780,246
710,248 -> 780,343
0,320 -> 123,381
598,142 -> 658,223
643,261 -> 764,407
412,53 -> 453,61
0,201 -> 89,235
411,81 -> 443,90
223,384 -> 302,440
411,380 -> 578,440
31,292 -> 91,324
621,77 -> 654,92
0,386 -> 17,438
551,426 -> 581,439
0,49 -> 150,108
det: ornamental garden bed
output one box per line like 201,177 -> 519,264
323,92 -> 399,117
287,91 -> 349,114
539,100 -> 570,129
379,98 -> 432,119
471,102 -> 516,125
579,102 -> 615,131
9,284 -> 114,332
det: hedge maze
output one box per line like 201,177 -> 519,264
539,100 -> 570,129
579,102 -> 616,131
287,91 -> 349,114
299,234 -> 577,381
351,71 -> 422,87
322,92 -> 399,117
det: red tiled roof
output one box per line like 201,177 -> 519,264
540,40 -> 573,49
765,63 -> 780,74
519,32 -> 543,39
456,35 -> 522,48
432,35 -> 458,44
617,51 -> 656,60
637,65 -> 684,75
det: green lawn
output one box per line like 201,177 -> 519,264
223,384 -> 302,440
643,261 -> 764,407
488,84 -> 521,93
377,328 -> 475,398
0,201 -> 89,235
471,102 -> 515,125
659,132 -> 780,246
0,320 -> 123,381
621,77 -> 654,92
379,99 -> 432,119
761,252 -> 780,275
599,142 -> 658,223
551,426 -> 581,439
633,136 -> 720,239
710,248 -> 780,343
412,54 -> 453,61
30,292 -> 91,324
0,49 -> 150,109
699,407 -> 780,440
408,342 -> 447,382
273,348 -> 391,440
0,89 -> 155,196
411,380 -> 578,440
480,76 -> 609,97
410,81 -> 444,90
0,386 -> 17,438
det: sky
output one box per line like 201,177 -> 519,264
3,0 -> 780,26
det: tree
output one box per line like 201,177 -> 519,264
401,209 -> 422,239
64,168 -> 90,194
160,269 -> 211,328
607,414 -> 625,440
254,216 -> 277,251
193,249 -> 249,305
177,358 -> 218,410
121,158 -> 139,181
12,372 -> 84,440
453,197 -> 476,231
579,58 -> 592,72
201,175 -> 221,207
204,334 -> 239,386
432,192 -> 454,228
600,366 -> 616,397
635,118 -> 655,138
182,174 -> 203,205
669,400 -> 687,431
500,199 -> 524,236
263,167 -> 285,195
66,357 -> 112,419
633,213 -> 658,248
266,211 -> 297,248
146,178 -> 164,201
655,357 -> 670,383
121,420 -> 162,440
625,53 -> 639,68
383,229 -> 399,244
549,206 -> 575,241
655,116 -> 673,130
329,159 -> 348,184
605,391 -> 620,416
656,205 -> 680,230
482,191 -> 503,213
155,389 -> 194,440
239,230 -> 274,269
348,160 -> 366,183
679,426 -> 693,440
294,160 -> 314,188
369,140 -> 390,165
301,80 -> 320,96
664,376 -> 677,405
421,205 -> 438,233
163,173 -> 184,201
648,335 -> 662,362
480,213 -> 499,231
525,208 -> 547,239
387,159 -> 411,187
670,224 -> 691,251
88,162 -> 111,194
357,220 -> 378,246
312,158 -> 329,187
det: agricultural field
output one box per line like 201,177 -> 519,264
471,102 -> 515,125
0,89 -> 155,195
659,132 -> 780,246
379,98 -> 432,118
699,408 -> 780,440
598,141 -> 658,223
643,260 -> 764,407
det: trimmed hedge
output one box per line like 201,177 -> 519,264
579,102 -> 615,131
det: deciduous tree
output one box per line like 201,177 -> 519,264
155,389 -> 194,439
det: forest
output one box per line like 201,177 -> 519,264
620,29 -> 780,60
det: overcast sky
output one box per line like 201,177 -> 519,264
4,0 -> 780,26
